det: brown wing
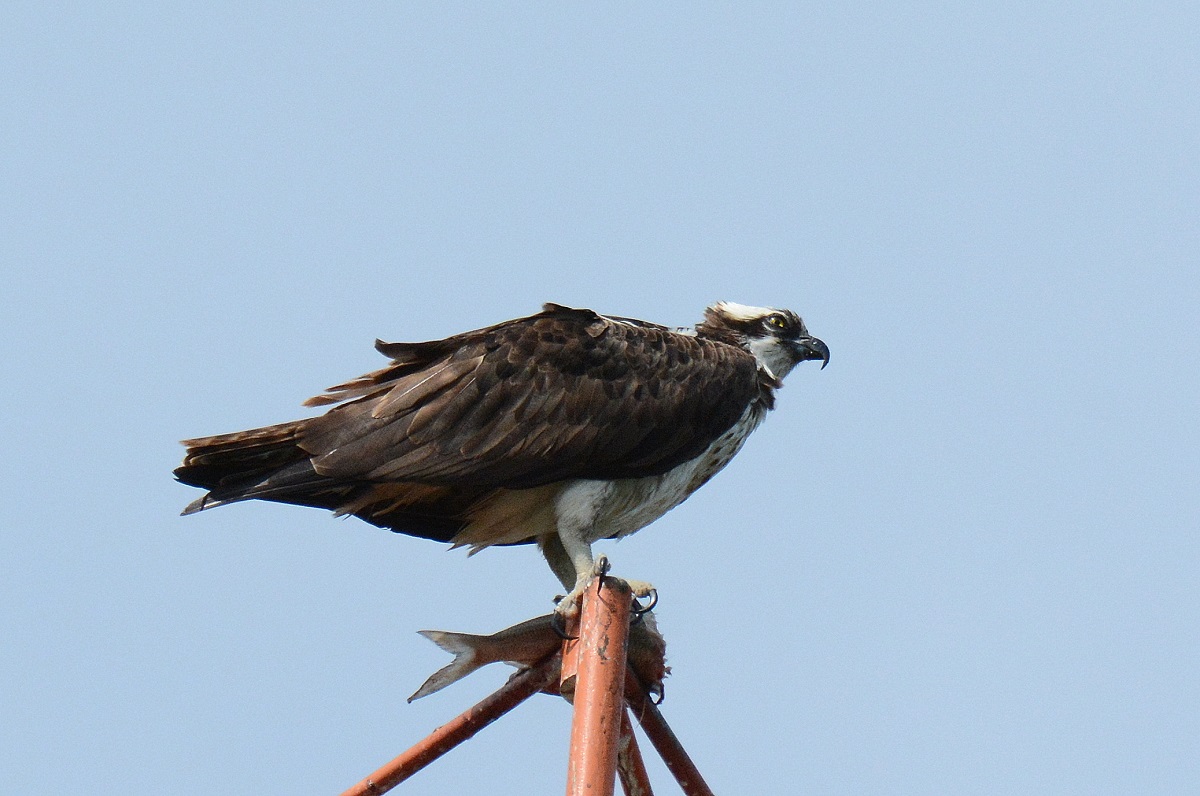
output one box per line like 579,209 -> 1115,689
176,304 -> 761,539
297,304 -> 760,489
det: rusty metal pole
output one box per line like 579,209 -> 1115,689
564,574 -> 633,796
340,653 -> 561,796
624,668 -> 715,796
616,707 -> 655,796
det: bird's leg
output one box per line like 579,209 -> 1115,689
550,481 -> 619,618
546,482 -> 656,617
538,533 -> 579,594
553,531 -> 602,620
551,531 -> 656,620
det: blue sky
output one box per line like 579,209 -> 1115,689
3,4 -> 1197,794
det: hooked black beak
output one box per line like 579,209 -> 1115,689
791,336 -> 830,369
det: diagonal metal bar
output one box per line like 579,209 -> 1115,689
624,668 -> 715,796
616,707 -> 655,796
339,652 -> 561,796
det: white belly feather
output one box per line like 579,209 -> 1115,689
454,403 -> 767,552
556,403 -> 767,544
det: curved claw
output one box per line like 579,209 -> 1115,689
632,589 -> 658,615
550,610 -> 578,641
594,555 -> 612,594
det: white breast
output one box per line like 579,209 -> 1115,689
557,404 -> 768,544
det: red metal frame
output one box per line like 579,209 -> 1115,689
616,708 -> 655,796
338,653 -> 560,796
340,572 -> 714,794
565,576 -> 633,795
624,667 -> 715,796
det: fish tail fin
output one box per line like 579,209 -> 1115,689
408,630 -> 484,702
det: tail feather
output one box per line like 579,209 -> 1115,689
176,420 -> 309,485
175,417 -> 473,542
175,419 -> 331,513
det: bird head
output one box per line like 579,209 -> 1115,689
699,301 -> 830,380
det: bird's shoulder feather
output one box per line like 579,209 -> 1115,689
298,305 -> 762,488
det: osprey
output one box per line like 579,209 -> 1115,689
175,302 -> 828,613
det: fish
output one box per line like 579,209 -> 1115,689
410,612 -> 668,702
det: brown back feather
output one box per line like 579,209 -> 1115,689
175,304 -> 765,540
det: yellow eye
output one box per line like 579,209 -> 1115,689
766,314 -> 787,330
